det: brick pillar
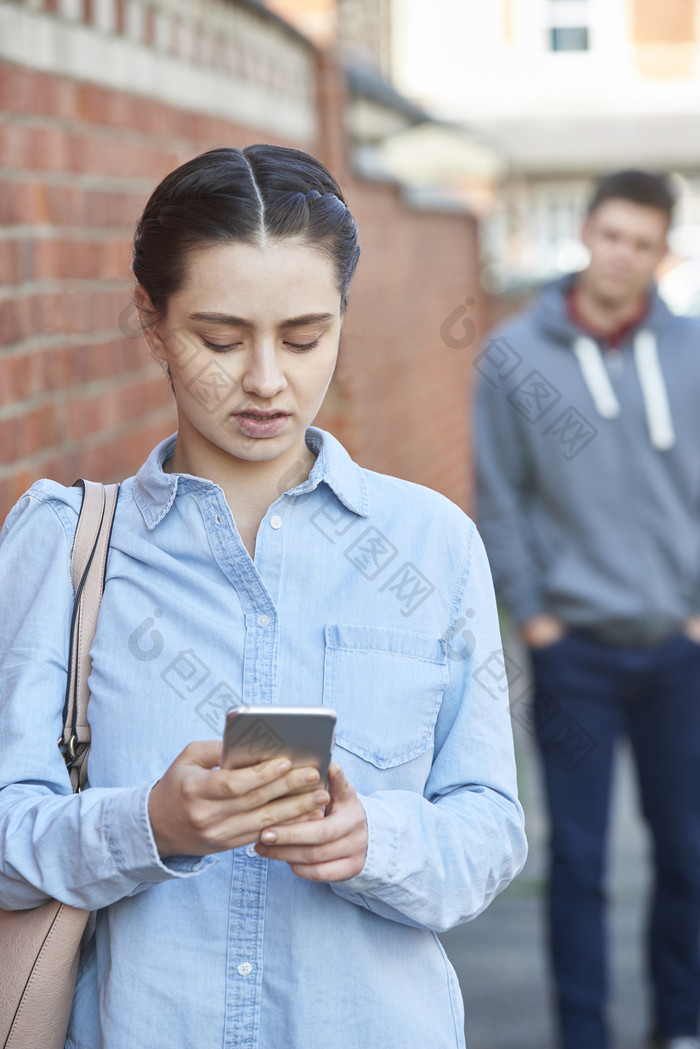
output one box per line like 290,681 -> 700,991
313,48 -> 351,187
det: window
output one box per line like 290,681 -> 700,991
548,0 -> 590,52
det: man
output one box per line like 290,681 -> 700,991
475,171 -> 700,1049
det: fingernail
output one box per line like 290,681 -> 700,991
261,830 -> 277,843
313,791 -> 329,805
303,769 -> 320,783
276,760 -> 291,774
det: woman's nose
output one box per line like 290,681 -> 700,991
240,344 -> 287,399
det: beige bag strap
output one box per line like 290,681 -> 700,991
60,480 -> 120,792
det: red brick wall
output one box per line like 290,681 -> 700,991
0,59 -> 298,515
0,53 -> 479,521
329,179 -> 481,511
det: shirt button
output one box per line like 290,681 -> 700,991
238,962 -> 253,976
257,614 -> 270,627
270,515 -> 283,529
246,844 -> 258,858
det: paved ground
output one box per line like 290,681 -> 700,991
439,640 -> 654,1049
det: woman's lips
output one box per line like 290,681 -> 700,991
232,411 -> 289,438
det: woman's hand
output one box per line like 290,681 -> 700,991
147,741 -> 330,857
253,763 -> 368,882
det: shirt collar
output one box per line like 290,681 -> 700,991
292,427 -> 370,517
133,427 -> 369,530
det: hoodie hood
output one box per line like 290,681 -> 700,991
533,275 -> 676,451
533,273 -> 677,344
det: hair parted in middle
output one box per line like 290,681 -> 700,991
132,144 -> 361,320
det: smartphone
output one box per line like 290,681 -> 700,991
222,706 -> 337,787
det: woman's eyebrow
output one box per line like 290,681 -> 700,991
188,312 -> 335,327
189,312 -> 251,327
282,313 -> 336,327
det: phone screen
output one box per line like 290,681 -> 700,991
222,706 -> 337,786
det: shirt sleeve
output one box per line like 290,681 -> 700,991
330,524 -> 528,932
0,485 -> 215,912
474,345 -> 546,626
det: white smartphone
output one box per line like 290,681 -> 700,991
222,706 -> 337,786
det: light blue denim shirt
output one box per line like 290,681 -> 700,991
0,427 -> 526,1049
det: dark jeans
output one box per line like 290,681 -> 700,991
531,631 -> 700,1049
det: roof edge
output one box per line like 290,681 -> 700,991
344,60 -> 432,126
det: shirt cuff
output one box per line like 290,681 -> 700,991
103,779 -> 217,883
330,794 -> 398,899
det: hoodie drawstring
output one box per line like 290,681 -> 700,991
633,329 -> 676,451
572,336 -> 621,419
572,330 -> 676,451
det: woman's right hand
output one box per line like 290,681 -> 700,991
147,741 -> 330,857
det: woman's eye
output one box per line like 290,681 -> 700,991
285,338 -> 321,352
202,339 -> 241,352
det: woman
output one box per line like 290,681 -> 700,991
0,145 -> 526,1049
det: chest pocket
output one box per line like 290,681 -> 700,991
322,623 -> 448,769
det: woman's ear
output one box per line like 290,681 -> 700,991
134,286 -> 166,363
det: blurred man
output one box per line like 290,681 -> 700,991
475,171 -> 700,1049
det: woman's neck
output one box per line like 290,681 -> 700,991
164,432 -> 317,557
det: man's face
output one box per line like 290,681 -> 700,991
581,198 -> 669,306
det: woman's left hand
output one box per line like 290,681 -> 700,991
254,763 -> 368,882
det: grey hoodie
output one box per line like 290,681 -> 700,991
475,274 -> 700,646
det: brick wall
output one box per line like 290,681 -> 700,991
0,0 -> 480,522
331,181 -> 481,511
0,57 -> 307,516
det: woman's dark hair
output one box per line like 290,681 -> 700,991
132,144 -> 360,317
587,170 -> 676,221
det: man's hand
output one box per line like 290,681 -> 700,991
683,615 -> 700,644
253,763 -> 368,882
521,613 -> 566,650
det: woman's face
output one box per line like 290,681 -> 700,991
148,237 -> 343,475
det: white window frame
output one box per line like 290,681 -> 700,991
547,0 -> 590,51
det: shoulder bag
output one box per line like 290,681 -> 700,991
0,480 -> 120,1049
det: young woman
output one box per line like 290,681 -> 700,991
0,145 -> 526,1049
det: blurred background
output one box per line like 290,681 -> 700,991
3,0 -> 700,519
2,0 -> 699,1045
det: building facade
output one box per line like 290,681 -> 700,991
392,0 -> 700,293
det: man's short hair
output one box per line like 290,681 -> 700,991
587,170 -> 676,220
